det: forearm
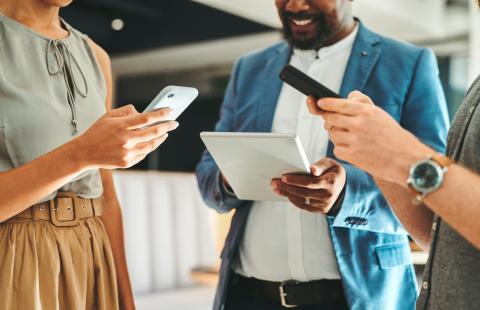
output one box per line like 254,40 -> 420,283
100,170 -> 135,310
0,139 -> 86,221
422,164 -> 480,249
391,144 -> 480,249
375,178 -> 434,250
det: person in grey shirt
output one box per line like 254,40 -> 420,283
305,2 -> 480,305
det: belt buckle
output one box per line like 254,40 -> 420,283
49,192 -> 80,227
279,281 -> 298,308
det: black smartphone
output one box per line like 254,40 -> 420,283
279,64 -> 341,99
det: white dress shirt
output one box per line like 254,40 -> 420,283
233,25 -> 359,282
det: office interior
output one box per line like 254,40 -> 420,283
57,0 -> 478,309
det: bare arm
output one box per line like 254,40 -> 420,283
0,140 -> 87,222
376,152 -> 480,251
88,39 -> 135,310
100,170 -> 135,310
374,178 -> 434,251
393,158 -> 480,250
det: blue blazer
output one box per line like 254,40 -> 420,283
196,22 -> 449,310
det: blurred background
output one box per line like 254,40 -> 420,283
60,1 -> 479,309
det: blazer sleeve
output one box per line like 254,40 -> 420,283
331,48 -> 449,233
195,58 -> 250,213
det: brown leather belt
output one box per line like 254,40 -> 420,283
232,273 -> 346,308
2,192 -> 104,227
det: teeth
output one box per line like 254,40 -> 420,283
292,19 -> 313,26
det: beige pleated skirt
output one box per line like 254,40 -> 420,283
0,217 -> 119,310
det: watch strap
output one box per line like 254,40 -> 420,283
431,153 -> 452,169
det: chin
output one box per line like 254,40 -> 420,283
289,38 -> 321,50
42,0 -> 74,7
284,31 -> 327,50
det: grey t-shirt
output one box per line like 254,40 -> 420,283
417,76 -> 480,309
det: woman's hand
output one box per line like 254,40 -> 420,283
75,105 -> 179,170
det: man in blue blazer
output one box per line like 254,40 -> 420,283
196,1 -> 449,309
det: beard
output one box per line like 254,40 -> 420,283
280,11 -> 336,50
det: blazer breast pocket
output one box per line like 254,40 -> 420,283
375,243 -> 413,270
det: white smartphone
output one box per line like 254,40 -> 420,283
143,85 -> 199,121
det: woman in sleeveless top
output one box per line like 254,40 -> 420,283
0,0 -> 179,309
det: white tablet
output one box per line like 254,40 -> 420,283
200,132 -> 310,201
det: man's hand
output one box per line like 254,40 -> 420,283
272,158 -> 346,214
308,91 -> 434,185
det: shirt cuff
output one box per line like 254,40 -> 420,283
219,173 -> 236,198
327,181 -> 346,218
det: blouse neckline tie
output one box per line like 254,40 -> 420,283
46,39 -> 88,135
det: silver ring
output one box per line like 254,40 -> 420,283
305,197 -> 311,206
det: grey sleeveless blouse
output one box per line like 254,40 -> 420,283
0,13 -> 106,202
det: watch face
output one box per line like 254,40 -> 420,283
412,161 -> 441,191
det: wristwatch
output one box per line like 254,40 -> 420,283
407,153 -> 452,203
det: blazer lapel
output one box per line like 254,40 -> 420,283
256,43 -> 291,132
339,22 -> 381,97
329,22 -> 382,157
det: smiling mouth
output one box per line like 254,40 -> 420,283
290,18 -> 315,26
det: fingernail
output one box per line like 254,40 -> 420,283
282,176 -> 287,182
173,121 -> 179,128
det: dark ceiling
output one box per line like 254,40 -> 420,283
61,0 -> 274,56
